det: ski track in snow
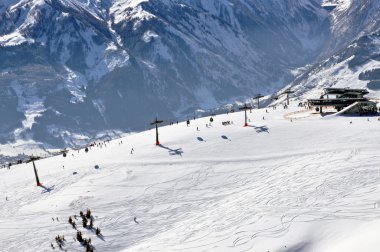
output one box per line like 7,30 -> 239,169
0,104 -> 380,251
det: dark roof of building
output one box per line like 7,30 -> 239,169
324,88 -> 369,95
308,98 -> 368,107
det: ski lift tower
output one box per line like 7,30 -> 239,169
254,94 -> 264,109
151,117 -> 164,145
27,156 -> 42,186
282,88 -> 294,105
239,103 -> 252,127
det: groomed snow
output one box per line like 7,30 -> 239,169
0,103 -> 380,251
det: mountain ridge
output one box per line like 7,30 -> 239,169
0,0 -> 378,148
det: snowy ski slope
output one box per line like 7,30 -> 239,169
0,104 -> 380,252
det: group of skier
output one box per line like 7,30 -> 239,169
76,231 -> 94,251
65,208 -> 101,251
51,235 -> 65,250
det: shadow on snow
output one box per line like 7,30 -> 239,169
221,135 -> 231,141
158,144 -> 184,156
197,137 -> 206,142
40,185 -> 55,193
248,125 -> 269,133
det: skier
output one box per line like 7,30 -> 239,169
134,217 -> 139,224
86,209 -> 91,218
96,227 -> 101,236
86,243 -> 92,252
76,231 -> 83,242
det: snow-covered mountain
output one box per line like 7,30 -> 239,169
0,0 -> 331,147
320,0 -> 380,58
1,0 -> 380,148
290,29 -> 380,99
277,0 -> 380,101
